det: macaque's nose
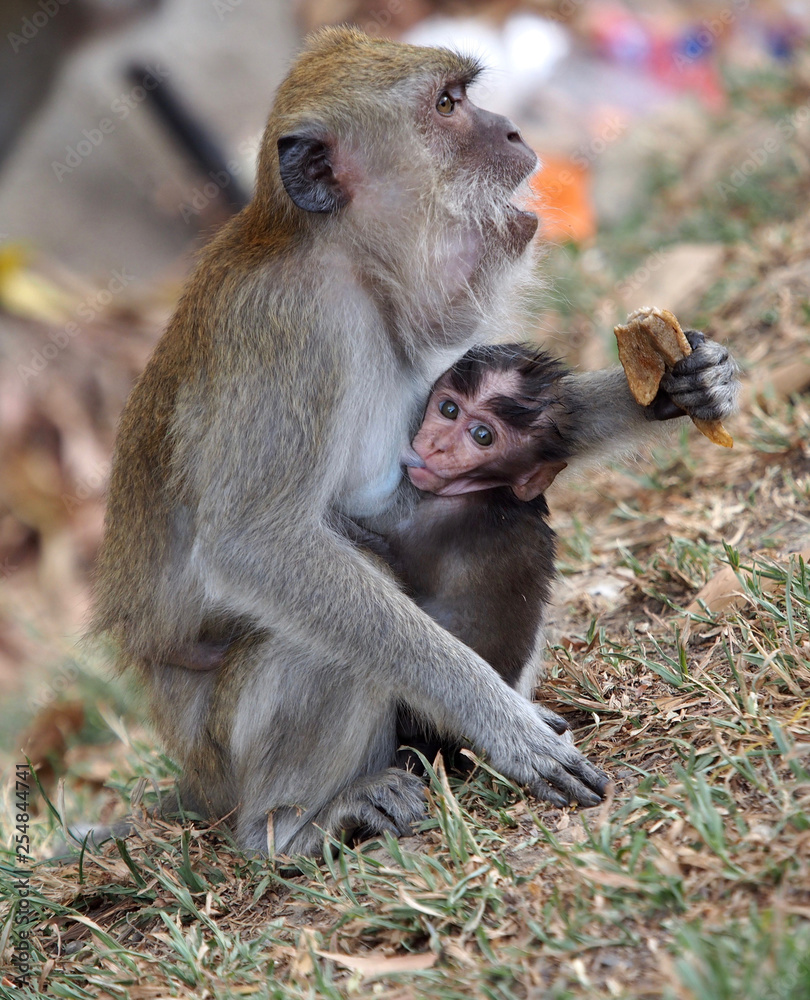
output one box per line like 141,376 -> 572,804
422,438 -> 446,459
412,425 -> 449,460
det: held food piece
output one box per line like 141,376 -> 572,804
614,306 -> 733,448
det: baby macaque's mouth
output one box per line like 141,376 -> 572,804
407,465 -> 445,492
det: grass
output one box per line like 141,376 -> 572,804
2,45 -> 810,1000
2,443 -> 808,997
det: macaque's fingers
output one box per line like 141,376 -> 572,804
532,703 -> 569,734
682,328 -> 706,352
650,387 -> 686,421
364,768 -> 428,835
526,776 -> 571,809
565,755 -> 611,797
315,768 -> 427,847
520,724 -> 609,806
661,385 -> 734,423
660,347 -> 739,422
489,714 -> 609,808
669,337 -> 729,376
351,810 -> 404,841
529,756 -> 604,808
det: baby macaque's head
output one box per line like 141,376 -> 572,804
407,345 -> 571,500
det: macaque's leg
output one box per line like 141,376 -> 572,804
229,637 -> 424,855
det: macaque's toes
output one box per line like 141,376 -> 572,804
572,759 -> 611,798
362,768 -> 427,835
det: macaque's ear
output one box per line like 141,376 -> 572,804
277,133 -> 350,213
511,460 -> 568,502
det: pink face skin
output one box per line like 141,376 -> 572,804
407,373 -> 566,500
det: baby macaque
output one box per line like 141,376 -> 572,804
382,343 -> 572,691
376,343 -> 577,765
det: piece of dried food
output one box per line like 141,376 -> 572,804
614,306 -> 733,448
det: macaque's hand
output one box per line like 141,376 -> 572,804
653,330 -> 740,423
532,702 -> 570,734
489,704 -> 610,809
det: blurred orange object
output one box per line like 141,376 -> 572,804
526,154 -> 596,245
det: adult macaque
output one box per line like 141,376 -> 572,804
93,29 -> 737,856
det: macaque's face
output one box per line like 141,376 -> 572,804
408,372 -> 561,499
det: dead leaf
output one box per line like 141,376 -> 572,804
686,565 -> 748,616
315,949 -> 438,974
18,702 -> 85,792
680,547 -> 810,641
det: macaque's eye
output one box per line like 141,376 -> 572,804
436,92 -> 456,116
470,425 -> 494,446
439,399 -> 459,419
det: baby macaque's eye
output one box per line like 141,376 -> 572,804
470,425 -> 494,446
439,399 -> 459,419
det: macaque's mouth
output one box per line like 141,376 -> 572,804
406,465 -> 445,492
407,465 -> 510,497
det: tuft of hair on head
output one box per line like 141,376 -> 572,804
447,344 -> 563,397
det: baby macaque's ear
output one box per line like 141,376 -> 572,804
511,460 -> 568,502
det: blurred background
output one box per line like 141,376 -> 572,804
1,0 -> 809,800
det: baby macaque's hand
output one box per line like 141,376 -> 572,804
658,330 -> 739,428
615,307 -> 739,447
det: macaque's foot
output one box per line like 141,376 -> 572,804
658,330 -> 740,422
286,768 -> 427,856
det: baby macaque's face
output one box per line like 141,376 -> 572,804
407,371 -> 565,500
